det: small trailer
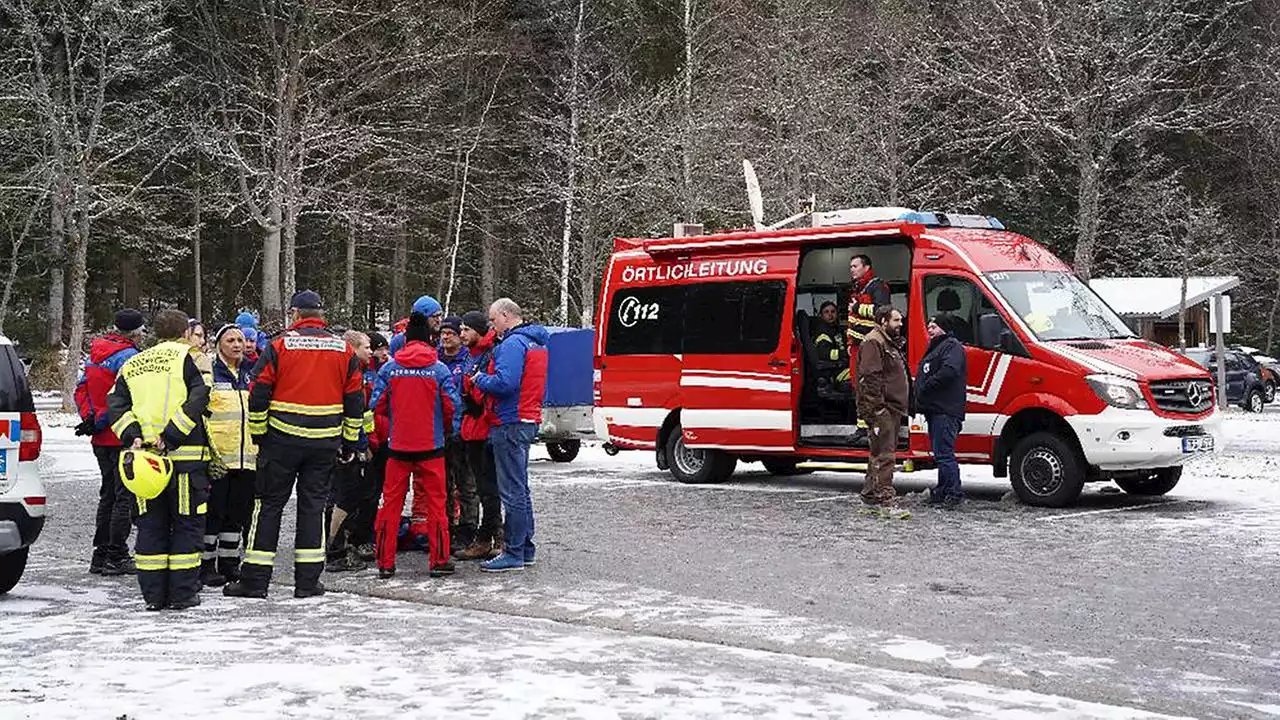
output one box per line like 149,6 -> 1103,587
538,326 -> 595,462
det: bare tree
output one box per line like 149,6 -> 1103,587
948,0 -> 1246,280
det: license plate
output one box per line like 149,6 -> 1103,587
1182,436 -> 1214,453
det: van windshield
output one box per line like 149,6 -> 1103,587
987,271 -> 1134,342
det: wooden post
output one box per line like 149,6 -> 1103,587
1213,294 -> 1227,409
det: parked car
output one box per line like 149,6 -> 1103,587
0,334 -> 44,594
1237,346 -> 1278,403
1180,348 -> 1268,412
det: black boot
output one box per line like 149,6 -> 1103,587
89,549 -> 105,575
294,582 -> 325,599
200,560 -> 226,587
378,566 -> 396,579
101,556 -> 136,576
169,594 -> 202,611
218,558 -> 241,583
223,581 -> 268,599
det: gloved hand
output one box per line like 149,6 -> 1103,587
74,418 -> 95,437
337,446 -> 356,465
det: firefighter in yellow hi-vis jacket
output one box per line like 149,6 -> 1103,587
107,309 -> 212,611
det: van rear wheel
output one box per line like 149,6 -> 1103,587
546,440 -> 581,463
666,425 -> 736,484
1009,432 -> 1085,508
1115,467 -> 1182,496
0,547 -> 29,595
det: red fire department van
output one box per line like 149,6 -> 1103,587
592,207 -> 1223,507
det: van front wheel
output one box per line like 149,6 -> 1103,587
666,425 -> 736,484
1009,432 -> 1085,507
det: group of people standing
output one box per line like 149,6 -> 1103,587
75,289 -> 548,611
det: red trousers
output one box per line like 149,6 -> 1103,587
375,456 -> 449,570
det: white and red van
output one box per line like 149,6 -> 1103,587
592,207 -> 1223,507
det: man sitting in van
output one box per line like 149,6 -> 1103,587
811,301 -> 850,389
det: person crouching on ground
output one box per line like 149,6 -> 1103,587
474,298 -> 548,572
370,312 -> 461,578
856,305 -> 909,510
200,324 -> 259,587
916,315 -> 967,507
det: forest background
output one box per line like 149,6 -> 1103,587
4,0 -> 1280,398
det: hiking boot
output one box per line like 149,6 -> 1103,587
355,543 -> 376,562
378,566 -> 396,579
457,538 -> 493,561
89,550 -> 105,575
480,553 -> 525,573
294,583 -> 325,599
430,562 -> 456,578
218,560 -> 241,583
523,549 -> 537,566
200,561 -> 226,587
877,505 -> 913,520
326,548 -> 367,573
222,582 -> 268,599
145,601 -> 166,611
169,595 -> 202,611
101,556 -> 136,576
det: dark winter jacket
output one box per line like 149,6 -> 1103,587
460,330 -> 499,442
915,333 -> 967,420
74,334 -> 139,446
476,323 -> 549,426
370,341 -> 461,458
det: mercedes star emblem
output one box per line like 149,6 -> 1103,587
1186,381 -> 1204,408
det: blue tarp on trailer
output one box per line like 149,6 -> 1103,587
543,326 -> 595,408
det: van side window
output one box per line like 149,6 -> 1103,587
684,281 -> 787,355
922,275 -> 1014,352
604,286 -> 684,355
604,280 -> 787,356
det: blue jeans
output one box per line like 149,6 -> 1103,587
926,414 -> 962,499
490,422 -> 537,559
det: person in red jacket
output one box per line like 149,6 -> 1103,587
75,308 -> 144,576
455,311 -> 502,561
370,313 -> 461,578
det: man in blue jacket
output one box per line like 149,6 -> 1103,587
474,298 -> 548,572
916,315 -> 968,506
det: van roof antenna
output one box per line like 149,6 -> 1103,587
742,159 -> 816,231
743,159 -> 766,231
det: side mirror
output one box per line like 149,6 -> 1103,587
977,313 -> 1004,350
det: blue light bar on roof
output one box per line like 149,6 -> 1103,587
812,207 -> 1004,230
897,211 -> 1005,230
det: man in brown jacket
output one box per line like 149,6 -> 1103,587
856,305 -> 909,507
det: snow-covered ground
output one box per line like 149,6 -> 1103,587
6,408 -> 1280,718
1,555 -> 1191,720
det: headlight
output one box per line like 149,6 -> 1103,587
1085,374 -> 1149,410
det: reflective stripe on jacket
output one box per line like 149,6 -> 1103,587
846,274 -> 890,346
207,356 -> 257,470
106,340 -> 211,467
247,318 -> 364,450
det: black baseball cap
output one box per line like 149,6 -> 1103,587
290,290 -> 323,310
